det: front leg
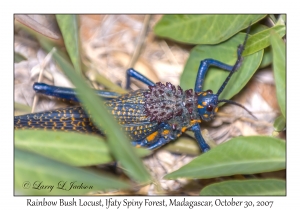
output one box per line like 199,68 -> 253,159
196,28 -> 250,95
190,123 -> 210,153
131,123 -> 179,150
194,59 -> 233,93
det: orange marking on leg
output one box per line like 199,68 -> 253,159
191,119 -> 201,124
162,130 -> 170,135
146,131 -> 158,142
181,127 -> 187,132
197,105 -> 204,109
202,101 -> 207,106
215,107 -> 218,112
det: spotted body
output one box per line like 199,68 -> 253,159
14,106 -> 100,134
15,82 -> 214,150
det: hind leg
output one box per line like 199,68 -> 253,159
33,83 -> 121,102
125,68 -> 156,90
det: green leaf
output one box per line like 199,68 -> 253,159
14,102 -> 31,113
14,52 -> 27,63
15,148 -> 129,195
165,136 -> 285,179
259,46 -> 272,68
247,24 -> 272,68
15,130 -> 112,166
270,30 -> 286,118
243,24 -> 286,56
248,23 -> 269,34
164,136 -> 200,156
56,15 -> 82,74
181,33 -> 263,100
154,15 -> 266,44
200,179 -> 286,195
268,15 -> 277,24
280,15 -> 286,23
15,130 -> 152,166
40,42 -> 151,183
273,115 -> 286,132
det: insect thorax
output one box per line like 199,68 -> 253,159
143,82 -> 199,130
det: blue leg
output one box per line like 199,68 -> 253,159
34,68 -> 155,100
190,123 -> 210,153
33,83 -> 121,102
131,136 -> 171,150
130,123 -> 176,150
146,137 -> 171,150
194,59 -> 233,93
126,68 -> 155,90
132,123 -> 210,152
216,43 -> 246,96
194,31 -> 249,94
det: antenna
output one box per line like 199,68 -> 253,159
218,99 -> 257,119
216,23 -> 256,119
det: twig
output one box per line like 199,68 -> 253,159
31,48 -> 56,113
126,15 -> 151,69
160,40 -> 179,66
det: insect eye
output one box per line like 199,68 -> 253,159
206,89 -> 213,94
206,104 -> 214,112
